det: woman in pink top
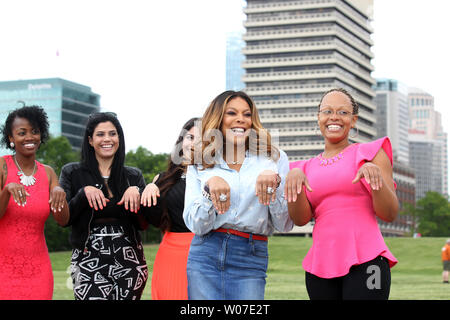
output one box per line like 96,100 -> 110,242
286,88 -> 399,300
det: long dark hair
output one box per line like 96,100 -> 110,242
156,117 -> 200,231
81,112 -> 127,198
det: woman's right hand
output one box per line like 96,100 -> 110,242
284,168 -> 313,203
84,186 -> 109,210
206,176 -> 230,214
140,183 -> 160,207
6,182 -> 30,206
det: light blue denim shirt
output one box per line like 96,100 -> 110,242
183,150 -> 293,236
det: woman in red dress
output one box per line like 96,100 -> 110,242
0,105 -> 69,300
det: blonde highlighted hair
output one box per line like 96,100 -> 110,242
193,90 -> 279,169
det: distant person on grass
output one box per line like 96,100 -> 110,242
0,105 -> 69,300
442,239 -> 450,284
286,88 -> 399,300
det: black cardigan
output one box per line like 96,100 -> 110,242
59,162 -> 147,250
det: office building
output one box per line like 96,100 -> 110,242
242,0 -> 376,161
408,88 -> 448,197
374,79 -> 409,164
0,78 -> 100,153
409,130 -> 446,200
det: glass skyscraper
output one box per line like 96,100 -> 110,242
226,31 -> 246,91
0,78 -> 100,154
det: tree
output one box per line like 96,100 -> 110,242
415,192 -> 450,236
399,202 -> 419,236
125,146 -> 169,243
125,146 -> 169,183
36,135 -> 80,176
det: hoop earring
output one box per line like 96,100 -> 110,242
9,142 -> 15,148
350,127 -> 359,139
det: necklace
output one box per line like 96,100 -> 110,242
317,152 -> 344,166
14,156 -> 37,186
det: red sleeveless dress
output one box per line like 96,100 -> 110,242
0,155 -> 53,300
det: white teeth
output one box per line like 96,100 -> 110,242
327,125 -> 341,131
231,128 -> 245,133
24,143 -> 35,148
101,145 -> 113,148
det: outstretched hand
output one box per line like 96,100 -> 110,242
117,186 -> 141,213
352,162 -> 383,190
284,168 -> 312,203
6,182 -> 30,207
140,183 -> 160,207
84,186 -> 109,211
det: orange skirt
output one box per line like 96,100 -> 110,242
151,231 -> 194,300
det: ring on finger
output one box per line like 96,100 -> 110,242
267,186 -> 274,194
18,190 -> 22,197
219,193 -> 227,202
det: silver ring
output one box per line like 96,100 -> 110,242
266,187 -> 274,194
219,193 -> 227,202
18,190 -> 22,197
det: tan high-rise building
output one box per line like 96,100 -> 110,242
408,88 -> 448,198
242,0 -> 376,161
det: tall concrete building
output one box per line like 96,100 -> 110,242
408,88 -> 448,198
242,0 -> 376,161
0,78 -> 100,153
374,78 -> 409,164
409,131 -> 446,200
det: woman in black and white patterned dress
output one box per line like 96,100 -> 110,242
59,112 -> 148,300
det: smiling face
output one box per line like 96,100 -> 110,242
182,125 -> 199,162
220,96 -> 253,147
88,121 -> 119,161
9,117 -> 41,156
318,91 -> 358,144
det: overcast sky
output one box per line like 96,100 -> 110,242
0,0 -> 448,156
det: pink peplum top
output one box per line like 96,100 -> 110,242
290,137 -> 398,279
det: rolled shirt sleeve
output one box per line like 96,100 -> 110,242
268,150 -> 294,233
183,165 -> 216,235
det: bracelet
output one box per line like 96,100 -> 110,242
132,186 -> 140,193
276,174 -> 281,188
202,184 -> 212,201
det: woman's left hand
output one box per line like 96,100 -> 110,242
49,186 -> 66,213
255,170 -> 280,205
117,186 -> 141,213
352,162 -> 383,190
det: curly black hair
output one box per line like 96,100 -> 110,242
1,105 -> 50,150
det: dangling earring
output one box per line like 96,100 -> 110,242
350,127 -> 359,139
10,142 -> 15,148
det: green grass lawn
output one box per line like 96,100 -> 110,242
50,236 -> 450,300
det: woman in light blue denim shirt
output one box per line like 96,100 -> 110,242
183,90 -> 293,300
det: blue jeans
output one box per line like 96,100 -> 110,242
186,231 -> 268,300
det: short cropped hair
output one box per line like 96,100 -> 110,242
1,105 -> 50,149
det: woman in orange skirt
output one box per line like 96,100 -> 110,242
141,118 -> 199,300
